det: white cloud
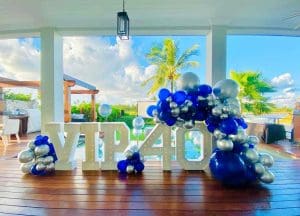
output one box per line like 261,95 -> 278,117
270,90 -> 298,108
271,73 -> 294,88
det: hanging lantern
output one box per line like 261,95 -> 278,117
117,0 -> 129,40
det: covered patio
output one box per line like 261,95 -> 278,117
0,0 -> 300,215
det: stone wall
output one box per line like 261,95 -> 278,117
4,99 -> 39,113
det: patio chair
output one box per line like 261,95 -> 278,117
0,116 -> 20,145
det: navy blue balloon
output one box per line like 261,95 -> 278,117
134,162 -> 145,172
198,84 -> 212,97
219,118 -> 238,135
194,111 -> 207,121
165,117 -> 177,126
117,160 -> 128,173
209,150 -> 248,186
207,124 -> 216,133
235,118 -> 248,129
158,88 -> 171,101
173,91 -> 187,105
158,100 -> 170,112
147,105 -> 157,117
30,164 -> 46,176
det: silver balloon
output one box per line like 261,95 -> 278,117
225,97 -> 240,107
229,105 -> 241,116
235,127 -> 248,143
212,106 -> 223,116
166,96 -> 172,102
259,153 -> 274,167
18,149 -> 35,163
20,161 -> 35,174
34,145 -> 50,157
176,72 -> 200,91
254,163 -> 265,176
260,170 -> 275,184
228,134 -> 238,141
152,109 -> 158,117
171,107 -> 180,117
35,157 -> 45,164
154,116 -> 161,123
217,139 -> 234,151
36,162 -> 46,171
213,129 -> 226,140
175,118 -> 184,127
197,96 -> 206,101
222,105 -> 231,114
27,141 -> 36,150
45,162 -> 55,172
244,148 -> 259,163
180,105 -> 189,113
248,136 -> 260,145
124,144 -> 139,158
126,165 -> 135,174
220,113 -> 229,119
133,116 -> 145,130
185,100 -> 193,107
170,102 -> 178,109
213,79 -> 240,99
183,120 -> 195,129
43,156 -> 54,165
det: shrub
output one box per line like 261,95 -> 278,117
4,91 -> 32,101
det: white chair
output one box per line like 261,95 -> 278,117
0,116 -> 20,145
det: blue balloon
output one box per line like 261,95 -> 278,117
198,84 -> 212,97
165,117 -> 177,126
209,150 -> 248,186
48,143 -> 55,155
131,152 -> 141,164
146,105 -> 157,117
194,111 -> 207,121
134,162 -> 145,172
30,164 -> 46,176
117,160 -> 128,173
173,91 -> 187,105
219,118 -> 238,135
158,100 -> 170,112
235,118 -> 248,129
158,88 -> 171,101
207,124 -> 217,133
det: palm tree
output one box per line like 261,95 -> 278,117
142,38 -> 200,95
230,70 -> 276,115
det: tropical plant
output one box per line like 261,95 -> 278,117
230,70 -> 276,115
142,38 -> 200,95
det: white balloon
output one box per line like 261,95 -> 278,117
126,165 -> 135,174
20,161 -> 35,174
132,116 -> 145,130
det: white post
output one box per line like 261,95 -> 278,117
206,26 -> 227,85
40,28 -> 64,133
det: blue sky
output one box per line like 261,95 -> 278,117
1,35 -> 299,107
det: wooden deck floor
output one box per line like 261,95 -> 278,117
0,137 -> 300,215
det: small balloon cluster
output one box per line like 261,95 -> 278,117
117,144 -> 145,174
147,72 -> 275,186
18,135 -> 57,176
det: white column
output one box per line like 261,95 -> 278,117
206,26 -> 227,85
40,28 -> 64,133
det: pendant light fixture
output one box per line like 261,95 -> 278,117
117,0 -> 129,40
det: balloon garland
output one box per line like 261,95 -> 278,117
117,116 -> 145,174
18,135 -> 57,176
147,73 -> 275,186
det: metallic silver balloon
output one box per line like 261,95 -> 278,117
222,105 -> 231,114
213,79 -> 240,99
220,113 -> 229,119
176,118 -> 184,127
170,102 -> 178,109
45,163 -> 55,172
20,161 -> 35,174
43,156 -> 54,165
183,120 -> 195,129
152,109 -> 158,117
213,129 -> 226,140
18,149 -> 35,163
35,157 -> 46,164
176,72 -> 200,91
185,100 -> 193,107
212,106 -> 223,116
235,127 -> 248,143
254,163 -> 265,176
34,145 -> 50,157
166,96 -> 172,102
244,148 -> 259,163
260,170 -> 275,184
36,162 -> 46,171
27,141 -> 36,150
248,136 -> 260,145
133,116 -> 145,130
228,134 -> 238,141
197,96 -> 206,101
259,153 -> 274,167
180,105 -> 189,113
229,105 -> 241,116
154,116 -> 161,123
171,107 -> 180,117
126,165 -> 135,174
217,139 -> 234,151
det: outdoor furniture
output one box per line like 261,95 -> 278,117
262,123 -> 286,144
9,115 -> 28,136
0,116 -> 20,145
